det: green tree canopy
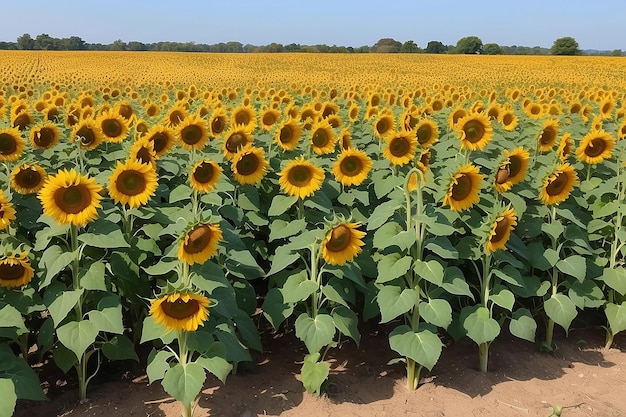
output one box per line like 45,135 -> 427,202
372,38 -> 402,53
453,36 -> 483,54
425,41 -> 448,54
400,40 -> 420,53
551,37 -> 581,55
482,43 -> 503,55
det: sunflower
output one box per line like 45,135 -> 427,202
278,156 -> 325,199
129,137 -> 157,167
0,190 -> 17,230
29,123 -> 60,149
348,103 -> 360,122
321,222 -> 366,266
71,119 -> 104,151
145,125 -> 176,157
163,103 -> 188,128
38,168 -> 103,226
332,148 -> 372,187
537,119 -> 559,152
0,127 -> 26,162
149,292 -> 210,333
260,107 -> 281,131
96,110 -> 130,143
114,100 -> 135,122
493,158 -> 513,194
416,149 -> 431,179
108,159 -> 158,208
12,110 -> 34,131
485,207 -> 517,254
414,119 -> 439,148
189,160 -> 222,193
498,109 -> 518,131
448,107 -> 468,130
540,163 -> 579,205
338,127 -> 353,150
373,111 -> 396,140
230,104 -> 257,130
275,117 -> 302,151
177,222 -> 222,265
456,113 -> 493,151
310,119 -> 337,155
232,145 -> 268,185
486,104 -> 501,121
556,133 -> 574,162
618,119 -> 626,140
599,98 -> 615,119
209,108 -> 228,139
576,129 -> 615,165
503,147 -> 529,185
442,164 -> 484,211
383,129 -> 418,166
177,114 -> 209,151
10,163 -> 47,194
223,124 -> 254,160
0,252 -> 35,288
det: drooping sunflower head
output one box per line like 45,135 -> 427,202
540,163 -> 579,206
0,252 -> 35,288
321,221 -> 366,266
310,118 -> 337,155
176,114 -> 209,151
332,148 -> 372,188
163,103 -> 188,129
209,108 -> 228,139
456,113 -> 493,151
149,292 -> 211,333
416,149 -> 432,180
71,119 -> 104,151
230,105 -> 257,130
556,132 -> 574,163
177,222 -> 222,265
576,128 -> 616,165
348,103 -> 360,122
503,147 -> 530,185
493,157 -> 513,194
108,159 -> 158,209
537,119 -> 559,152
10,163 -> 47,195
223,124 -> 254,160
12,109 -> 34,131
232,144 -> 268,185
279,156 -> 325,199
338,127 -> 353,150
0,127 -> 26,162
382,129 -> 418,166
38,168 -> 103,226
0,190 -> 17,230
442,163 -> 484,211
190,159 -> 222,193
145,125 -> 176,157
414,119 -> 439,148
96,110 -> 130,143
29,123 -> 61,150
484,206 -> 518,254
275,117 -> 303,151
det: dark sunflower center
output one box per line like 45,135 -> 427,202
13,113 -> 31,131
76,126 -> 96,146
53,185 -> 92,214
35,127 -> 56,147
116,170 -> 146,196
102,118 -> 123,138
350,107 -> 358,119
226,133 -> 248,153
118,104 -> 133,120
0,263 -> 25,281
169,110 -> 184,126
495,164 -> 510,184
147,105 -> 158,117
585,138 -> 606,158
491,217 -> 510,244
546,172 -> 568,196
376,119 -> 389,135
211,116 -> 225,135
288,165 -> 313,187
322,107 -> 335,118
419,151 -> 431,168
279,126 -> 293,144
340,156 -> 363,177
530,105 -> 541,115
463,120 -> 485,143
151,132 -> 168,154
235,111 -> 251,125
539,127 -> 556,146
135,147 -> 153,165
389,136 -> 410,157
184,225 -> 212,254
181,124 -> 203,145
236,153 -> 259,176
0,133 -> 17,155
16,168 -> 42,189
263,112 -> 276,126
161,298 -> 200,320
46,107 -> 60,122
451,174 -> 472,201
193,162 -> 215,184
312,129 -> 329,147
416,125 -> 432,145
452,111 -> 465,125
325,225 -> 352,253
502,114 -> 514,126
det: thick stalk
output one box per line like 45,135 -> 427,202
545,206 -> 558,349
605,160 -> 624,349
310,243 -> 320,318
178,331 -> 193,417
478,254 -> 491,373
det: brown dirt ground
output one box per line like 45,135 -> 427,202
14,317 -> 626,417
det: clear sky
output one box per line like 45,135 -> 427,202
2,0 -> 625,51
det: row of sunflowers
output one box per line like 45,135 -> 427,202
0,52 -> 625,417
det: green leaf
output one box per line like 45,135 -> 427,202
321,284 -> 348,308
424,236 -> 459,259
594,201 -> 618,218
372,222 -> 403,250
196,344 -> 233,384
79,220 -> 130,248
491,265 -> 523,287
568,280 -> 605,309
80,261 -> 107,291
269,218 -> 306,241
543,248 -> 560,268
268,249 -> 300,276
140,316 -> 176,345
377,286 -> 418,323
464,307 -> 500,345
57,320 -> 98,361
53,343 -> 77,373
102,335 -> 139,361
605,302 -> 626,336
0,378 -> 16,417
215,323 -> 252,362
88,295 -> 124,334
301,352 -> 330,395
544,294 -> 577,333
280,271 -> 318,303
442,267 -> 474,300
556,255 -> 586,282
0,345 -> 46,401
376,254 -> 412,284
225,250 -> 265,279
169,184 -> 192,203
162,362 -> 205,406
367,200 -> 401,231
413,259 -> 444,286
261,288 -> 294,329
146,349 -> 174,384
598,267 -> 626,296
332,306 -> 361,346
420,298 -> 452,329
542,219 -> 564,240
509,308 -> 536,343
295,313 -> 336,354
490,288 -> 515,311
268,195 -> 298,216
389,325 -> 443,371
0,305 -> 28,336
39,245 -> 77,289
34,219 -> 69,251
47,289 -> 84,328
234,312 -> 263,352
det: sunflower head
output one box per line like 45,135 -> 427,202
0,190 -> 17,230
556,133 -> 574,163
373,111 -> 396,140
0,127 -> 26,162
482,206 -> 518,254
414,119 -> 439,148
29,123 -> 61,149
149,292 -> 211,333
190,160 -> 222,193
279,156 -> 325,199
232,144 -> 268,185
72,119 -> 104,150
176,114 -> 209,151
382,129 -> 418,166
230,105 -> 257,130
321,220 -> 366,266
177,222 -> 222,265
456,113 -> 493,151
275,117 -> 303,151
503,147 -> 530,185
145,125 -> 176,157
498,110 -> 518,131
223,124 -> 254,160
538,119 -> 559,152
329,147 -> 371,188
10,163 -> 47,194
97,110 -> 130,143
540,163 -> 579,206
108,159 -> 158,208
576,129 -> 616,165
310,119 -> 337,155
209,108 -> 228,138
442,163 -> 484,211
129,137 -> 157,167
448,107 -> 468,130
260,107 -> 281,131
0,252 -> 35,288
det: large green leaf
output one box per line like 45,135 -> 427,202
301,352 -> 330,395
87,295 -> 124,334
0,305 -> 28,336
332,306 -> 360,346
413,259 -> 444,286
389,325 -> 443,371
598,267 -> 626,296
225,249 -> 265,279
490,288 -> 515,312
464,307 -> 500,345
80,261 -> 107,291
605,302 -> 626,336
375,253 -> 412,284
509,308 -> 536,343
372,222 -> 403,250
0,345 -> 46,401
377,286 -> 418,323
57,320 -> 98,362
295,313 -> 335,354
267,248 -> 300,276
38,245 -> 77,289
47,289 -> 84,328
102,335 -> 139,361
146,349 -> 174,384
367,200 -> 401,231
162,362 -> 205,406
544,294 -> 577,333
78,219 -> 130,248
195,342 -> 232,384
556,255 -> 586,282
0,378 -> 16,417
269,218 -> 306,241
441,266 -> 474,299
140,316 -> 176,345
420,298 -> 452,329
261,288 -> 294,329
541,219 -> 564,241
424,236 -> 459,259
280,271 -> 318,303
268,195 -> 298,216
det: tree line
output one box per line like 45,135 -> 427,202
0,33 -> 621,56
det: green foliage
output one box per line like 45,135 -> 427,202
453,36 -> 483,54
551,36 -> 581,55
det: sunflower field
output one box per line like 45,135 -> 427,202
0,51 -> 625,417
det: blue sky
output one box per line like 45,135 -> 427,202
2,0 -> 625,51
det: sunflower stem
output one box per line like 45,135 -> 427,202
545,206 -> 558,350
297,197 -> 304,221
3,162 -> 10,195
478,253 -> 492,372
605,159 -> 624,349
177,330 -> 194,417
310,243 -> 319,319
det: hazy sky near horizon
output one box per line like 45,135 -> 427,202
2,0 -> 625,51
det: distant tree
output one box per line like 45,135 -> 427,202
453,36 -> 483,54
127,41 -> 148,51
612,49 -> 623,57
16,33 -> 34,50
425,40 -> 447,54
61,36 -> 86,50
226,41 -> 243,53
264,42 -> 284,52
354,45 -> 371,53
110,39 -> 127,51
372,38 -> 402,53
34,33 -> 57,50
551,36 -> 581,55
482,43 -> 502,55
400,40 -> 420,53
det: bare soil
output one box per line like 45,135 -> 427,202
14,318 -> 626,417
